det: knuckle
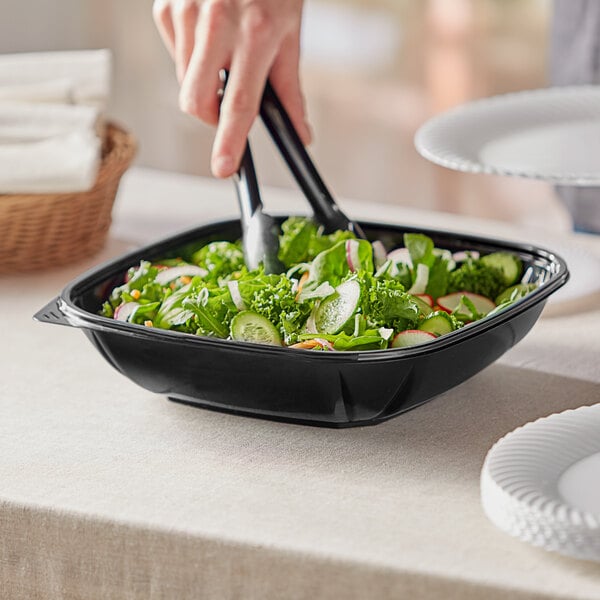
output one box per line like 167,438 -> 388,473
242,4 -> 272,40
200,0 -> 232,26
173,0 -> 198,18
179,89 -> 216,123
226,89 -> 255,115
152,0 -> 171,23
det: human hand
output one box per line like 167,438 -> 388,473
153,0 -> 311,178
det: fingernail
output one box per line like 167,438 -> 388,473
212,155 -> 235,178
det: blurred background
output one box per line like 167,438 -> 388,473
0,0 -> 570,230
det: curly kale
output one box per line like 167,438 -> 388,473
353,271 -> 419,331
238,273 -> 311,340
447,260 -> 505,299
192,241 -> 245,283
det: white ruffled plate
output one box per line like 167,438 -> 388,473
481,404 -> 600,562
415,86 -> 600,185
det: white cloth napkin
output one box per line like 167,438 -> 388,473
0,103 -> 101,193
0,49 -> 111,108
0,49 -> 111,194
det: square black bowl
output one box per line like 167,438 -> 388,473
35,218 -> 568,427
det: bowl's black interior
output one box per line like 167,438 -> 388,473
52,218 -> 567,428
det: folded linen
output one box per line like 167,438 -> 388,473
0,102 -> 100,143
0,49 -> 112,194
0,49 -> 111,108
0,129 -> 101,194
0,78 -> 74,104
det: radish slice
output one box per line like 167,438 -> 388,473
391,329 -> 436,348
345,239 -> 361,272
437,291 -> 496,315
372,240 -> 387,268
155,265 -> 207,285
415,293 -> 434,307
314,338 -> 335,351
227,280 -> 246,311
387,247 -> 412,268
452,251 -> 479,262
407,264 -> 429,294
114,301 -> 140,322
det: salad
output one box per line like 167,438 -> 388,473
101,217 -> 538,351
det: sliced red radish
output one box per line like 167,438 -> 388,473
437,291 -> 496,315
155,265 -> 207,285
452,250 -> 480,262
345,239 -> 361,272
114,301 -> 140,322
314,338 -> 335,351
371,240 -> 387,268
407,263 -> 429,294
391,329 -> 436,348
415,293 -> 434,307
227,280 -> 246,311
387,247 -> 412,268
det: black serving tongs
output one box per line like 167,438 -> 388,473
220,70 -> 284,273
233,142 -> 285,273
259,80 -> 365,239
222,71 -> 364,273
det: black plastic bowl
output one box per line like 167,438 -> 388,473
35,219 -> 568,427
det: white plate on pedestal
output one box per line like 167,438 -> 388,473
481,404 -> 600,562
415,86 -> 600,185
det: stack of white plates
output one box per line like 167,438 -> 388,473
481,404 -> 600,562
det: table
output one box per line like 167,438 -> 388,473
1,167 -> 599,599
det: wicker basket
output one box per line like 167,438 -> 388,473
0,122 -> 136,274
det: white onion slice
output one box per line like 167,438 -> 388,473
452,250 -> 479,262
407,263 -> 430,294
296,281 -> 335,303
114,301 -> 140,322
304,310 -> 318,334
387,247 -> 413,268
227,280 -> 246,311
378,327 -> 394,341
155,265 -> 207,285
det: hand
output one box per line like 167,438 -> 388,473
153,0 -> 311,178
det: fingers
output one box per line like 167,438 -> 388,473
269,29 -> 312,146
178,0 -> 236,126
152,0 -> 311,179
172,0 -> 199,83
211,9 -> 280,177
152,0 -> 176,58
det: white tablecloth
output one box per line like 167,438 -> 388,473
1,167 -> 599,599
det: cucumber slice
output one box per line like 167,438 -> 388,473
391,329 -> 436,348
437,291 -> 495,316
418,311 -> 455,335
230,311 -> 282,346
495,283 -> 537,305
315,279 -> 361,334
480,252 -> 522,286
